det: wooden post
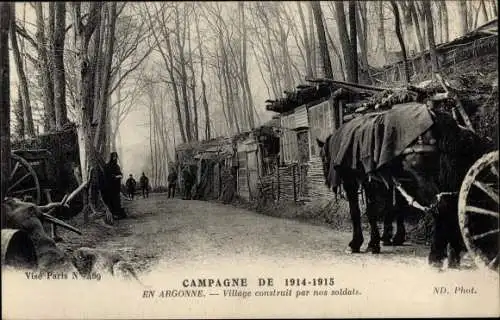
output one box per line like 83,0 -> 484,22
218,162 -> 222,199
292,164 -> 297,202
331,97 -> 339,130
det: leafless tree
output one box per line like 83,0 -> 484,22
390,1 -> 410,84
311,1 -> 333,79
1,2 -> 11,203
458,0 -> 469,35
422,1 -> 439,75
9,4 -> 35,137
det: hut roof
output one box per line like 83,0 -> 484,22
175,136 -> 232,153
265,78 -> 385,114
265,82 -> 333,114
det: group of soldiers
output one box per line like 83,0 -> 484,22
102,152 -> 197,220
125,172 -> 151,200
124,164 -> 188,200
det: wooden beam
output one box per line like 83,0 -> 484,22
306,77 -> 391,92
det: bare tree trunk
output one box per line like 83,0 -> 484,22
490,0 -> 498,16
174,8 -> 193,142
311,1 -> 333,79
409,1 -> 425,52
458,0 -> 469,35
195,14 -> 211,140
239,2 -> 255,129
467,1 -> 475,30
148,100 -> 154,186
473,0 -> 488,27
377,1 -> 387,64
480,0 -> 489,22
390,1 -> 410,84
9,4 -> 35,137
307,3 -> 317,77
323,13 -> 345,80
216,57 -> 231,134
297,2 -> 313,77
422,1 -> 439,75
219,36 -> 240,134
348,1 -> 358,83
35,3 -> 56,132
94,3 -> 117,154
355,1 -> 370,83
334,1 -> 355,82
14,90 -> 24,139
71,2 -> 114,224
1,2 -> 11,204
187,25 -> 199,141
441,1 -> 449,42
165,35 -> 187,144
144,5 -> 187,144
53,2 -> 68,130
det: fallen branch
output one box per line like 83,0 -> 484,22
41,212 -> 82,235
62,179 -> 89,207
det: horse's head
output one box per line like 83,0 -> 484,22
399,110 -> 493,205
316,135 -> 332,188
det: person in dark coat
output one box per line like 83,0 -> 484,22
139,172 -> 149,199
167,169 -> 178,198
103,152 -> 126,219
182,165 -> 195,200
125,174 -> 137,200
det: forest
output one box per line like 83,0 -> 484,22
1,0 -> 498,194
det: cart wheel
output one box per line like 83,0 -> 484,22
6,154 -> 41,205
458,151 -> 499,271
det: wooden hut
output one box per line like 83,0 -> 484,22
175,136 -> 234,200
235,119 -> 280,201
264,80 -> 374,204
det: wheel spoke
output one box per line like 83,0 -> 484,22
471,228 -> 499,240
8,187 -> 38,195
466,205 -> 499,218
473,180 -> 499,204
7,172 -> 33,193
488,255 -> 499,269
8,161 -> 20,182
490,163 -> 499,178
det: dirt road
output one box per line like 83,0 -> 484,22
7,193 -> 498,319
58,193 -> 449,274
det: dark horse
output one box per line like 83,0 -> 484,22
317,103 -> 492,268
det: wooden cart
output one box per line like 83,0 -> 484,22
458,150 -> 499,271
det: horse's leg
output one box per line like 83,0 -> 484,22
364,183 -> 381,254
381,199 -> 395,246
392,196 -> 407,246
429,201 -> 448,269
344,178 -> 364,253
392,210 -> 407,245
444,194 -> 464,269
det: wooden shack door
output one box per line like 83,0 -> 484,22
237,151 -> 249,200
246,150 -> 259,200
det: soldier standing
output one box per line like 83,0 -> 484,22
125,174 -> 137,200
103,152 -> 126,219
182,165 -> 194,200
139,172 -> 149,199
167,168 -> 178,198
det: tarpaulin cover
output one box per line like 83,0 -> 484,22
327,102 -> 434,188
